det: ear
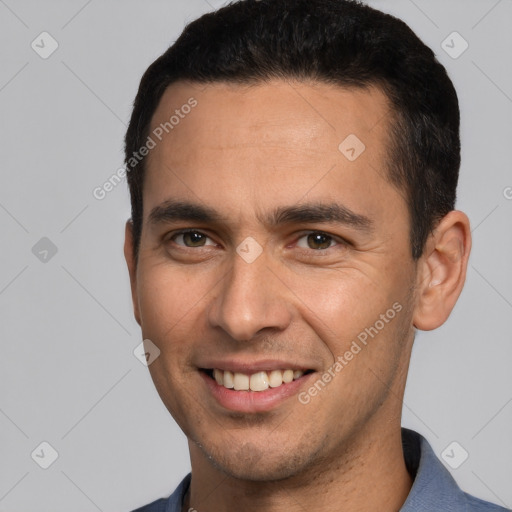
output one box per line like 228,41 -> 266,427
124,220 -> 141,326
413,210 -> 471,331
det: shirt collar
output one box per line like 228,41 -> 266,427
400,427 -> 468,511
166,429 -> 472,512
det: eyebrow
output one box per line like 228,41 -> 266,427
267,203 -> 373,232
148,200 -> 224,225
148,200 -> 373,232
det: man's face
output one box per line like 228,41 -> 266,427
127,80 -> 419,481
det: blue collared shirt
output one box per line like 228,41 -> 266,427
131,429 -> 509,511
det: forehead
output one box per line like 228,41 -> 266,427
144,79 -> 400,223
149,79 -> 391,149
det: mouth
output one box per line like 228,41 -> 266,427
199,366 -> 316,413
201,368 -> 315,392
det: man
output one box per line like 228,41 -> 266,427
123,0 -> 508,510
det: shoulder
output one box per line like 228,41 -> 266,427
129,473 -> 191,512
131,498 -> 168,512
401,429 -> 509,511
463,493 -> 510,511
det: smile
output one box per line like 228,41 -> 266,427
205,368 -> 311,391
199,361 -> 316,412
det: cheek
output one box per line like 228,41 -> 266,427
137,265 -> 209,419
135,267 -> 198,377
289,268 -> 398,348
137,262 -> 206,334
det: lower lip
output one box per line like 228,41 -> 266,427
200,371 -> 314,413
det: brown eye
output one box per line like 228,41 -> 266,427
297,232 -> 336,250
173,231 -> 213,248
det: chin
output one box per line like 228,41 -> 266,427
194,435 -> 321,482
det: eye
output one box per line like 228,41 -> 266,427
296,231 -> 339,250
171,230 -> 216,248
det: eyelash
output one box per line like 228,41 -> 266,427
169,230 -> 217,248
167,229 -> 346,252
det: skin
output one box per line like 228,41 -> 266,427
124,80 -> 471,512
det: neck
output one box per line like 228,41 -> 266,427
184,423 -> 412,512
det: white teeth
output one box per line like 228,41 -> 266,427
212,368 -> 308,391
223,370 -> 234,389
282,369 -> 294,383
268,370 -> 283,388
250,371 -> 269,391
233,372 -> 250,391
214,369 -> 223,386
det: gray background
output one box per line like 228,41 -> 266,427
0,0 -> 511,510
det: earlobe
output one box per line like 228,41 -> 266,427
413,211 -> 471,331
124,220 -> 141,326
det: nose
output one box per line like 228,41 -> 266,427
207,248 -> 293,341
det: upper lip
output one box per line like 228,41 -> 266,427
198,358 -> 316,374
